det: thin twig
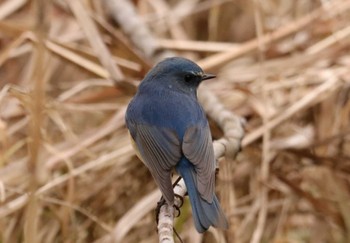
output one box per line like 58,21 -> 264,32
24,0 -> 48,242
0,0 -> 27,20
66,0 -> 135,93
242,72 -> 340,147
197,0 -> 350,71
158,38 -> 238,52
250,1 -> 269,242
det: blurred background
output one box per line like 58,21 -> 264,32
1,0 -> 350,242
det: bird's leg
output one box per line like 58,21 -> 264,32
173,194 -> 183,217
172,176 -> 184,217
155,196 -> 166,225
155,175 -> 186,225
215,158 -> 220,176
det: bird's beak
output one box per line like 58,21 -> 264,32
201,73 -> 216,81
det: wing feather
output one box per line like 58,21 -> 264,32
182,125 -> 216,203
131,124 -> 181,204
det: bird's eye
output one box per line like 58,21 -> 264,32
184,74 -> 193,83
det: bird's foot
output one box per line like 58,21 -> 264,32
173,193 -> 183,217
155,176 -> 186,224
155,195 -> 183,223
155,196 -> 166,224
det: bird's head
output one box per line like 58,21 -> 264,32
142,57 -> 216,95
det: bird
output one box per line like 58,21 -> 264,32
125,57 -> 228,233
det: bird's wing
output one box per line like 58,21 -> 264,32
129,123 -> 181,204
182,124 -> 216,203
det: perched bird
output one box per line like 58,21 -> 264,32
125,57 -> 228,232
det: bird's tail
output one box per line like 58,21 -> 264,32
176,158 -> 228,233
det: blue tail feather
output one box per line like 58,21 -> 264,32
176,158 -> 228,233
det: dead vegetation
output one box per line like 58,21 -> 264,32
1,0 -> 350,242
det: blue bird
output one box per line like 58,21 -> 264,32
125,57 -> 228,232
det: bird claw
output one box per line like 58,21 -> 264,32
155,196 -> 166,224
155,193 -> 184,224
174,193 -> 184,217
173,204 -> 181,217
155,176 -> 185,223
215,167 -> 220,176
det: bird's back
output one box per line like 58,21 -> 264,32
126,83 -> 207,140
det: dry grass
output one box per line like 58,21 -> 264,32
1,0 -> 350,242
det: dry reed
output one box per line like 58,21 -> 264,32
1,0 -> 350,243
